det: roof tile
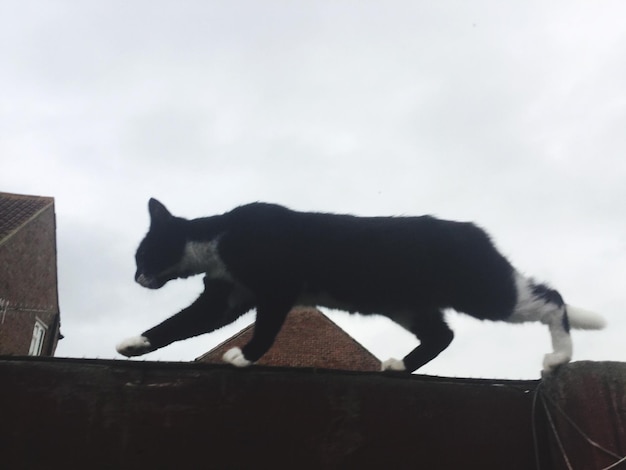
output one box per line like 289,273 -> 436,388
0,193 -> 53,242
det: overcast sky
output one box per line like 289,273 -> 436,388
1,1 -> 624,379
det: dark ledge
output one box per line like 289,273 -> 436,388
0,357 -> 622,469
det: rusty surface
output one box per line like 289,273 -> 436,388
0,357 -> 549,469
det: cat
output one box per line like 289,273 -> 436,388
117,198 -> 606,374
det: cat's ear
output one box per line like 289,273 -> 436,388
148,198 -> 172,226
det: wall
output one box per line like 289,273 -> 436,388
0,357 -> 549,469
0,309 -> 58,355
541,361 -> 626,469
0,206 -> 58,309
1,358 -> 622,469
0,205 -> 60,355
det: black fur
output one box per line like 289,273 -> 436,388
531,282 -> 570,332
531,282 -> 564,308
130,199 -> 522,372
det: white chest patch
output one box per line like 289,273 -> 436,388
178,239 -> 233,281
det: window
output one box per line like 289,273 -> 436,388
28,319 -> 47,356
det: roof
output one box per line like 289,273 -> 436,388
0,192 -> 54,243
197,307 -> 381,371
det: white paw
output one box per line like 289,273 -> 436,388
116,336 -> 153,357
222,347 -> 252,368
381,357 -> 406,372
542,352 -> 571,375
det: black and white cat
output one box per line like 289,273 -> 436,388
117,198 -> 605,374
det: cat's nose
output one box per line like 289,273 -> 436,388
136,273 -> 149,287
136,273 -> 161,289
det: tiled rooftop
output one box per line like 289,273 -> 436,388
0,193 -> 53,242
197,307 -> 381,371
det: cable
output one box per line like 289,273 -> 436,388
535,381 -> 626,470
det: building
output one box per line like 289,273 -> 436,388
197,307 -> 381,371
0,192 -> 62,356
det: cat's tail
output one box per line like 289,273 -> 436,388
566,305 -> 607,330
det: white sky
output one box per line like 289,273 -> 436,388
1,1 -> 624,379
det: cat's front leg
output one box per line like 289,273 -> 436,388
222,347 -> 252,367
222,298 -> 292,367
116,335 -> 155,357
116,278 -> 251,358
381,358 -> 407,372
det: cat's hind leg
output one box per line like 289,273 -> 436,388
382,309 -> 454,373
506,275 -> 572,375
541,307 -> 572,375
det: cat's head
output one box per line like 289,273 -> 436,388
134,198 -> 188,289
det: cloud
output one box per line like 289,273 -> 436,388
1,0 -> 625,378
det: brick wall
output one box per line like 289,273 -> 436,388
0,205 -> 58,308
0,310 -> 58,355
0,204 -> 60,355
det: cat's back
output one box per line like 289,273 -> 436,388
224,203 -> 481,244
225,202 -> 296,232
